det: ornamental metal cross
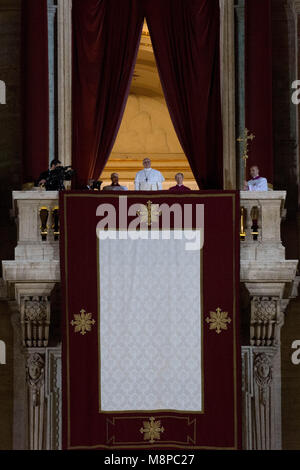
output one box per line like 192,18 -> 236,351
136,200 -> 161,227
237,128 -> 256,163
237,128 -> 255,185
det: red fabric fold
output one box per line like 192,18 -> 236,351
22,0 -> 49,183
72,0 -> 223,189
144,0 -> 223,189
245,0 -> 273,183
72,0 -> 144,185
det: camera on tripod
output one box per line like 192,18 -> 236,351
45,165 -> 75,191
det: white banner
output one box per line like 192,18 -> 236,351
99,231 -> 202,412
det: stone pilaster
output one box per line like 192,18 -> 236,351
240,191 -> 299,449
45,347 -> 62,450
220,0 -> 236,190
26,351 -> 46,450
47,0 -> 58,165
234,0 -> 246,189
57,0 -> 72,167
242,346 -> 281,450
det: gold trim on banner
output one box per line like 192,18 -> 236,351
140,417 -> 165,444
70,309 -> 96,336
206,308 -> 232,334
63,192 -> 239,450
106,415 -> 197,447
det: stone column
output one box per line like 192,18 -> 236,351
234,0 -> 246,189
220,0 -> 236,190
12,284 -> 56,450
240,191 -> 299,449
47,0 -> 58,165
57,0 -> 72,167
26,350 -> 46,450
242,346 -> 281,450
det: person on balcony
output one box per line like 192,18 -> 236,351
102,173 -> 128,191
169,173 -> 191,192
244,165 -> 268,191
134,158 -> 165,190
36,159 -> 74,191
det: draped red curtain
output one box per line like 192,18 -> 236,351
72,0 -> 144,185
22,0 -> 49,183
72,0 -> 222,189
245,0 -> 273,184
144,0 -> 223,189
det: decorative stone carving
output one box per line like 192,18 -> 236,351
242,347 -> 280,450
26,353 -> 45,407
21,296 -> 50,348
250,297 -> 281,346
253,352 -> 273,405
26,351 -> 46,450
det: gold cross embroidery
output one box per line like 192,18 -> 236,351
140,417 -> 165,444
70,309 -> 96,336
206,308 -> 231,334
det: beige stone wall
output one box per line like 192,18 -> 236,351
112,94 -> 183,156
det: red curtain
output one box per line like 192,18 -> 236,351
72,0 -> 223,189
245,0 -> 273,184
72,0 -> 144,186
22,0 -> 49,183
144,0 -> 223,189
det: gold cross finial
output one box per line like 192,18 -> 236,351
237,128 -> 256,187
237,128 -> 255,163
137,201 -> 162,227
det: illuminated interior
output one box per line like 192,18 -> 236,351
100,21 -> 198,190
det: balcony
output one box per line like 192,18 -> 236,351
1,188 -> 299,451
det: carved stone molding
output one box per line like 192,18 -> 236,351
250,296 -> 282,346
45,347 -> 62,450
25,348 -> 62,450
20,296 -> 51,348
26,350 -> 46,450
290,0 -> 300,15
26,353 -> 45,407
253,352 -> 273,405
242,347 -> 281,450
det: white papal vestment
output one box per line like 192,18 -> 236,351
247,177 -> 268,191
135,168 -> 165,190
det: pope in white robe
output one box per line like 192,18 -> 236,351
135,158 -> 165,190
245,165 -> 268,191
